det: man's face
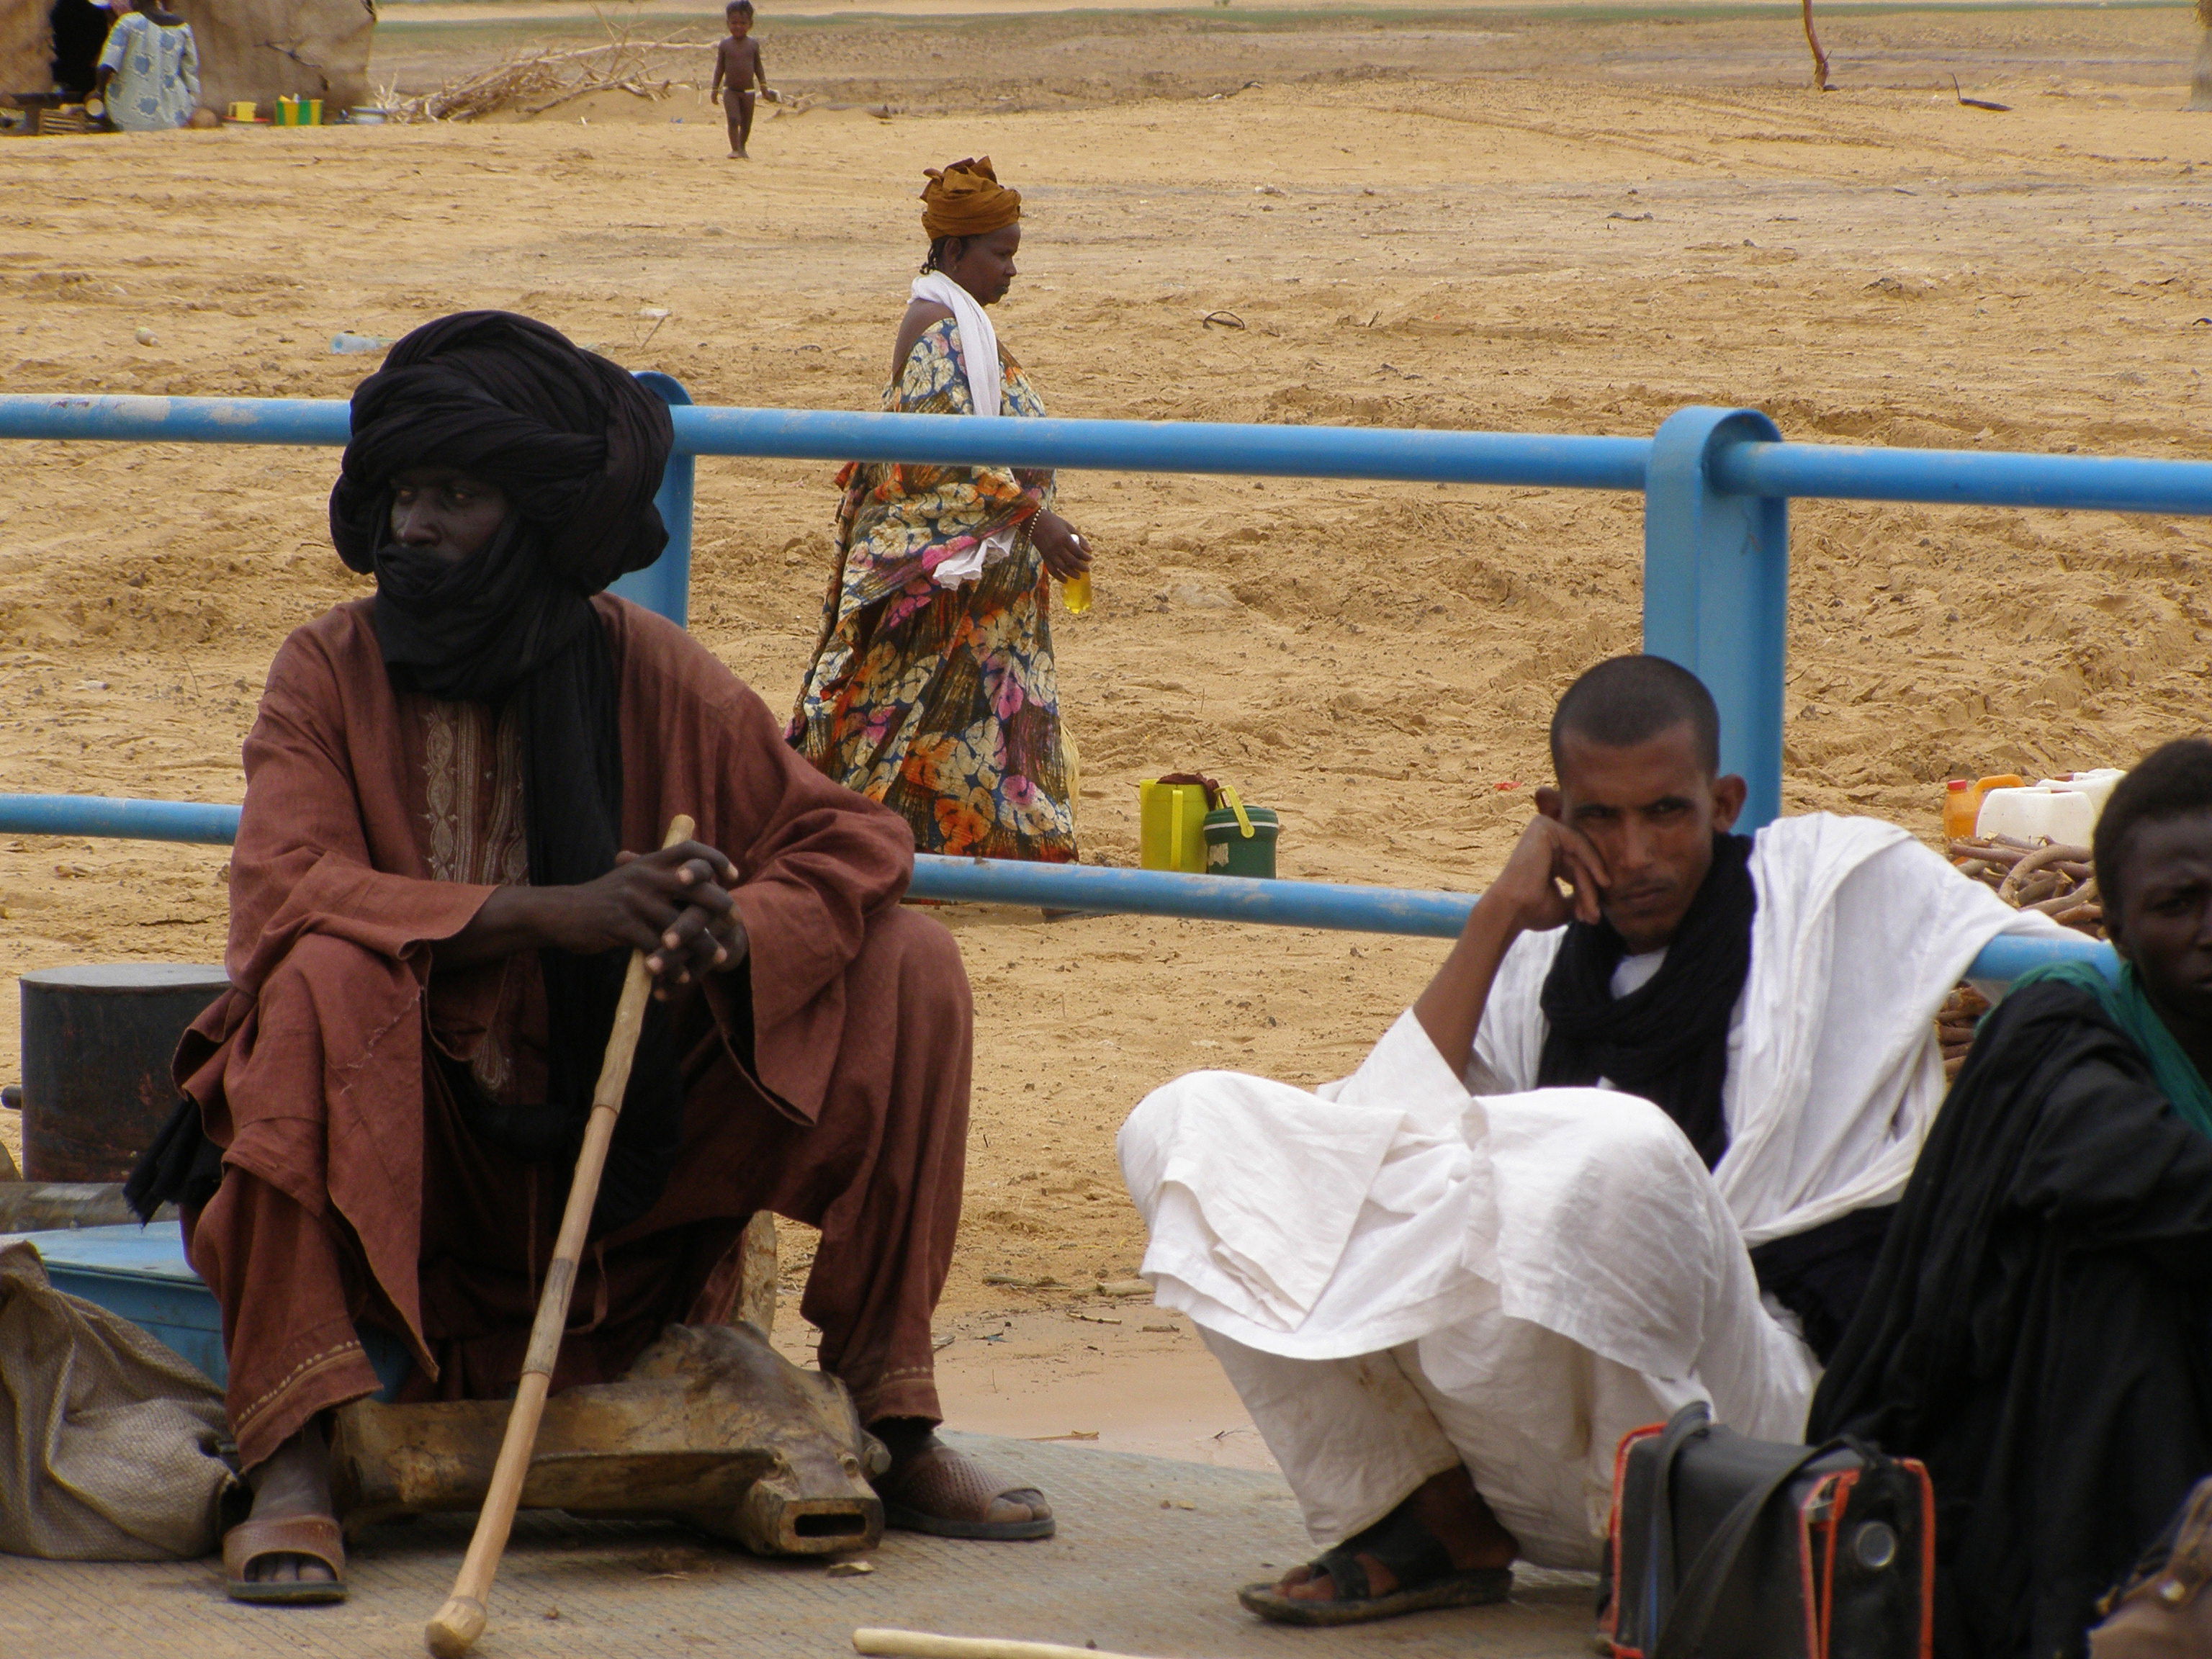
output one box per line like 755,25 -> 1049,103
387,466 -> 509,565
2111,809 -> 2212,1042
1538,721 -> 1746,954
943,225 -> 1022,306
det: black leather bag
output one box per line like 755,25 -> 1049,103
1604,1401 -> 1933,1659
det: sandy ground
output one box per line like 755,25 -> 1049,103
5,0 -> 2212,1454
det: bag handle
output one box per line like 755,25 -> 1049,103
1650,1435 -> 1875,1659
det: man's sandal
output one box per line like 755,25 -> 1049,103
876,1442 -> 1055,1541
222,1514 -> 348,1605
1238,1506 -> 1511,1626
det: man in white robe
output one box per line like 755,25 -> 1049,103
1118,656 -> 2062,1622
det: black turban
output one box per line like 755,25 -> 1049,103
330,309 -> 671,590
331,310 -> 682,1238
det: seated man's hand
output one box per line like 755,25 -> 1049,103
1411,811 -> 1611,1072
556,841 -> 752,992
1485,812 -> 1609,937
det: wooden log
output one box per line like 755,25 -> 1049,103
1999,842 -> 2092,906
2026,877 -> 2098,917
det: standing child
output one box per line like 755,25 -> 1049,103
709,0 -> 769,160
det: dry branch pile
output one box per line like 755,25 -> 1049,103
1936,984 -> 1992,1080
392,35 -> 701,123
1949,836 -> 2103,936
1933,835 -> 2103,1078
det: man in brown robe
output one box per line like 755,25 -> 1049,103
132,311 -> 1049,1601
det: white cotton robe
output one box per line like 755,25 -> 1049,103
1118,812 -> 2067,1567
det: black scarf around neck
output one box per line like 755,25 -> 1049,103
1534,832 -> 1757,1168
372,527 -> 684,1241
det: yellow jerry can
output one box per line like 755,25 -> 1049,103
1138,780 -> 1211,873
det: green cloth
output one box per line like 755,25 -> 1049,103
2012,958 -> 2212,1140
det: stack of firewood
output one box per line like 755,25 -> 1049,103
1934,836 -> 2103,1079
393,35 -> 697,122
1948,837 -> 2102,937
1936,984 -> 1992,1081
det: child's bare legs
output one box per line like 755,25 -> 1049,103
723,88 -> 755,157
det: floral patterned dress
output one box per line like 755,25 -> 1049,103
787,318 -> 1076,861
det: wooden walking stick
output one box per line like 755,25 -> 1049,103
426,814 -> 696,1658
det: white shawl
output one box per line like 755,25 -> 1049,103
909,271 -> 1015,591
911,271 -> 1004,419
1468,812 -> 2067,1244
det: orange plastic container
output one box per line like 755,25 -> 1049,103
1944,774 -> 2027,842
1943,779 -> 1977,842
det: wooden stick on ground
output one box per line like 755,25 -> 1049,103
855,1629 -> 1179,1659
426,814 -> 696,1659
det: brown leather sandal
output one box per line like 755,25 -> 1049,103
876,1442 -> 1054,1540
1238,1503 -> 1513,1626
222,1513 -> 348,1605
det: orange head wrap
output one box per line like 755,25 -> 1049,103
920,156 -> 1022,240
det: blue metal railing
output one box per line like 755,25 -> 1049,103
0,795 -> 2111,973
2,386 -> 2181,981
15,394 -> 2211,507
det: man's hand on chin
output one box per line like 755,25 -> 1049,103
1485,809 -> 1611,938
1411,812 -> 1611,1074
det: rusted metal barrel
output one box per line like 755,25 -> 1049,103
19,964 -> 230,1182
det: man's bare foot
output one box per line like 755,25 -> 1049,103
238,1419 -> 338,1587
1278,1465 -> 1516,1602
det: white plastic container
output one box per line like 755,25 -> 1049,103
2054,768 -> 2126,815
1974,770 -> 2125,847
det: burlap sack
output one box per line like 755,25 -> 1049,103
0,1240 -> 236,1560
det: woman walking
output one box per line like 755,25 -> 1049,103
788,158 -> 1092,862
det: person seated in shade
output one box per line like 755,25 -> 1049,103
1118,655 -> 2062,1624
94,0 -> 198,131
1812,737 -> 2212,1659
130,310 -> 1049,1607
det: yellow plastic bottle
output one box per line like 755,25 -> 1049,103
1061,572 -> 1092,614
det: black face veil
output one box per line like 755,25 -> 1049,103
330,310 -> 683,1237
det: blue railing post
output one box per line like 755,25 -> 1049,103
1643,407 -> 1791,830
612,372 -> 695,628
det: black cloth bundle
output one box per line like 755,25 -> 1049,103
1534,832 -> 1756,1169
1809,979 -> 2212,1659
333,310 -> 682,1238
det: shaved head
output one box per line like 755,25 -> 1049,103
1550,655 -> 1721,777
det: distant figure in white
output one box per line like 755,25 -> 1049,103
1119,655 -> 2063,1624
